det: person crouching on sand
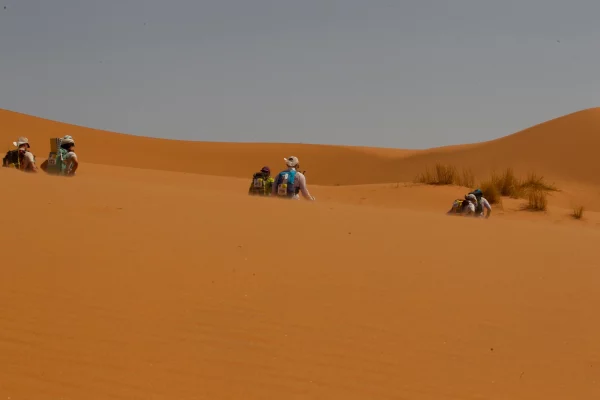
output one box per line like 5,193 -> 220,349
468,189 -> 492,219
447,194 -> 477,216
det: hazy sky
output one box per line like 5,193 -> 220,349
0,0 -> 598,149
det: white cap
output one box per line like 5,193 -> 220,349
284,156 -> 299,167
61,135 -> 75,145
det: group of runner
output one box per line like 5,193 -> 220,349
2,135 -> 79,176
249,156 -> 492,219
248,156 -> 316,201
5,139 -> 493,217
447,189 -> 492,218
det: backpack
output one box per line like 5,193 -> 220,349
2,150 -> 35,169
450,198 -> 472,214
469,189 -> 484,213
46,148 -> 69,175
249,172 -> 271,196
450,199 -> 464,213
252,172 -> 264,187
275,170 -> 297,198
2,150 -> 19,168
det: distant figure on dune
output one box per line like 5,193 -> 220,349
40,135 -> 79,176
2,137 -> 37,172
447,191 -> 492,218
272,156 -> 315,201
60,136 -> 79,176
248,166 -> 274,196
468,188 -> 492,218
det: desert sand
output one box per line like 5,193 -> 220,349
1,108 -> 599,399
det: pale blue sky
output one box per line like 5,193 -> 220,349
0,0 -> 598,149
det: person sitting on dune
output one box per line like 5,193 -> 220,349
248,166 -> 274,196
60,135 -> 79,176
2,137 -> 38,172
272,156 -> 315,201
40,135 -> 78,176
469,189 -> 492,218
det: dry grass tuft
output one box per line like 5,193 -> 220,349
572,206 -> 584,220
479,180 -> 502,205
525,187 -> 548,211
415,164 -> 455,185
491,168 -> 521,197
483,168 -> 558,201
520,172 -> 558,192
415,164 -> 474,187
459,168 -> 475,188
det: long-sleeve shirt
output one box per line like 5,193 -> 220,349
480,197 -> 492,211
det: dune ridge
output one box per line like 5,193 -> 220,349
2,107 -> 600,185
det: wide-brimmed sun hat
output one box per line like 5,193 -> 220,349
12,137 -> 30,148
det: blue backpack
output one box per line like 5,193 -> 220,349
275,170 -> 297,198
469,188 -> 483,198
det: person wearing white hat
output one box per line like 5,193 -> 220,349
60,135 -> 79,176
8,137 -> 37,172
271,156 -> 315,200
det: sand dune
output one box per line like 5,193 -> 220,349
2,165 -> 600,400
383,107 -> 600,187
2,108 -> 600,399
3,107 -> 599,185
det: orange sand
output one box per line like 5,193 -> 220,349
1,108 -> 599,399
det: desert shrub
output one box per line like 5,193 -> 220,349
415,171 -> 429,184
520,172 -> 558,192
525,187 -> 548,211
434,164 -> 457,185
572,206 -> 584,220
480,180 -> 502,204
489,168 -> 522,198
414,170 -> 431,184
483,169 -> 558,201
458,168 -> 475,188
415,164 -> 474,187
415,164 -> 455,185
